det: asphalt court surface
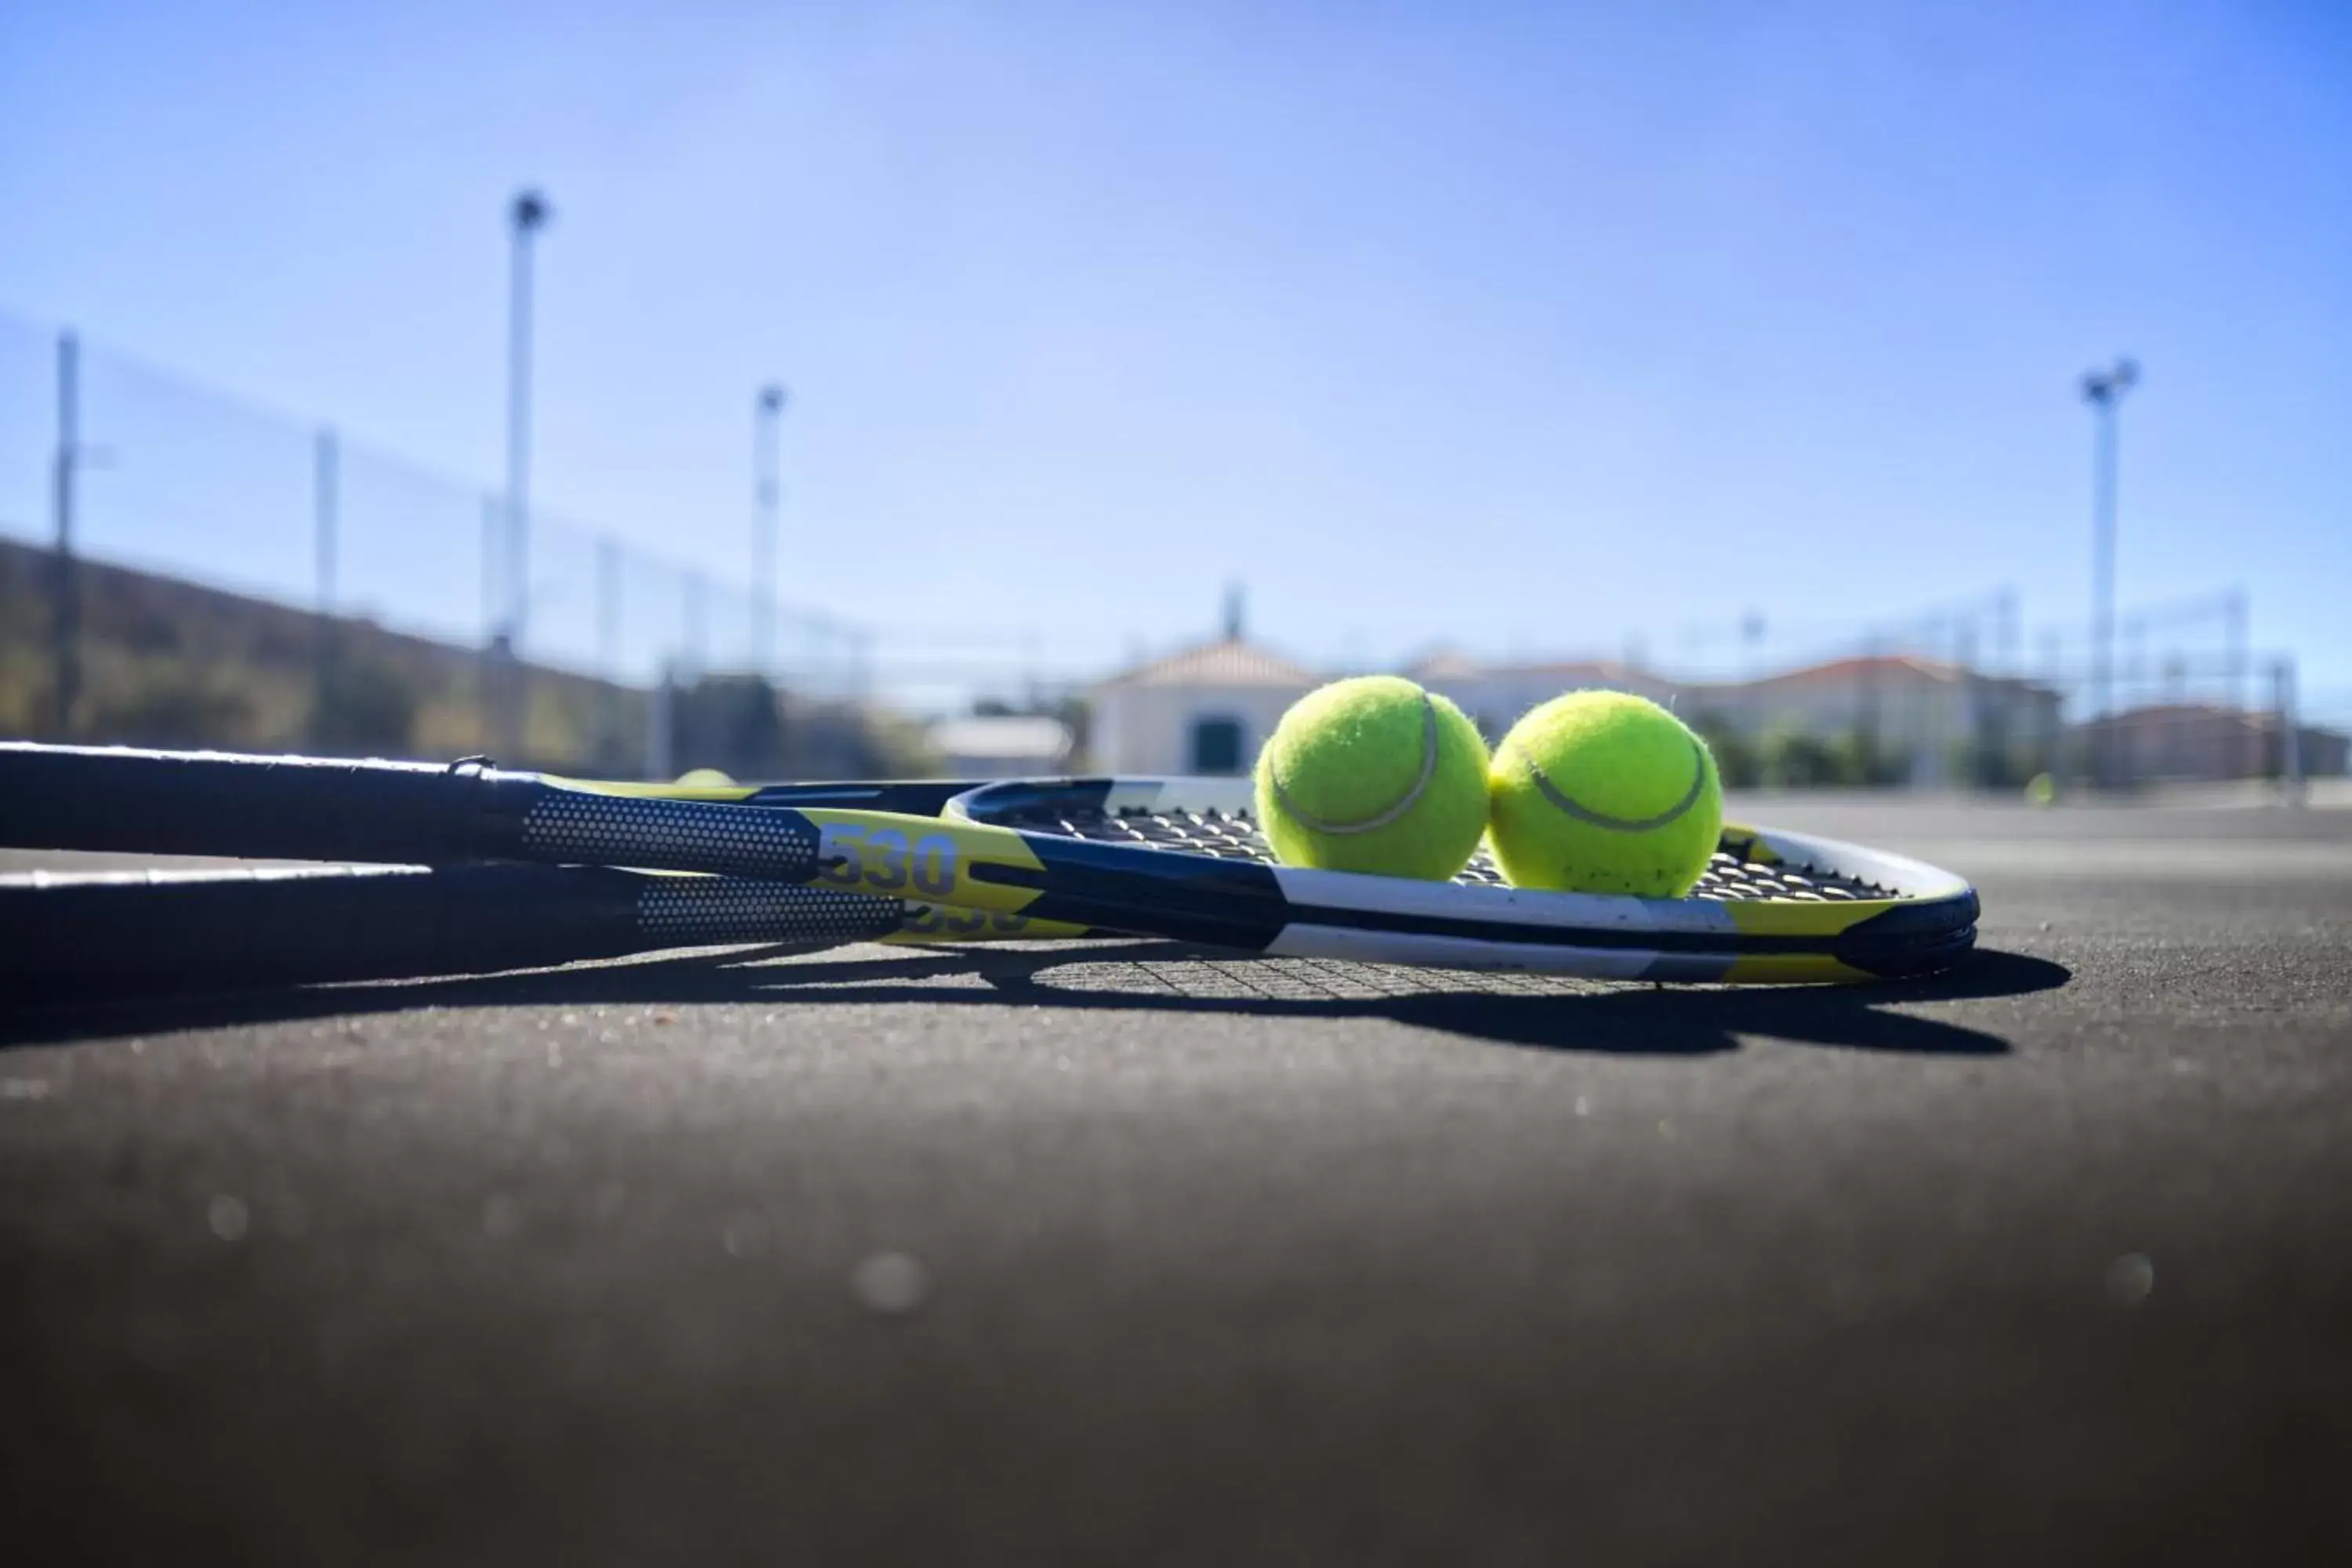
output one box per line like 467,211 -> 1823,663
3,797 -> 2349,1564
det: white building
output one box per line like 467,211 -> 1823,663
1683,655 -> 2062,785
1402,651 -> 1680,743
926,714 -> 1075,778
2069,702 -> 2349,782
1087,639 -> 2065,784
1088,637 -> 1316,775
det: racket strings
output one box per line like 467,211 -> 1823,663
988,802 -> 1888,903
1031,954 -> 1622,1002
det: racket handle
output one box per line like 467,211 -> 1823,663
0,742 -> 496,862
0,865 -> 652,997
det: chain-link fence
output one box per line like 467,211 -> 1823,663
2,309 -> 2338,790
1625,588 -> 2328,791
0,313 -> 880,777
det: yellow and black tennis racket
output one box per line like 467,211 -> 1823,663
0,742 -> 1978,993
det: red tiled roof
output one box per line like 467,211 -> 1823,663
1403,653 -> 1657,685
2077,702 -> 2269,728
1743,654 -> 1965,688
1095,638 -> 1318,690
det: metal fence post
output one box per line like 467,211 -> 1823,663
646,670 -> 675,781
479,493 -> 522,758
596,537 -> 622,767
312,426 -> 339,744
2225,588 -> 2249,717
2274,659 -> 2304,802
1955,616 -> 1982,789
684,572 -> 708,680
51,330 -> 80,737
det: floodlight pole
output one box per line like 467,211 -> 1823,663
2080,357 -> 2139,786
50,331 -> 80,736
754,383 -> 788,673
313,426 -> 339,745
504,188 -> 551,654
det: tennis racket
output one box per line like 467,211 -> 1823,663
0,742 -> 1977,985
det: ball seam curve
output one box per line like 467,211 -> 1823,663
1269,694 -> 1442,836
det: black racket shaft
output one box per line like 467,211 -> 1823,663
0,746 -> 524,862
0,742 -> 842,871
0,864 -> 912,999
0,742 -> 1237,949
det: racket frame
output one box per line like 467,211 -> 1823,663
0,744 -> 1979,984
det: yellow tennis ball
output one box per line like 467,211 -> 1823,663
673,768 -> 737,787
1486,691 -> 1722,897
1254,676 -> 1491,880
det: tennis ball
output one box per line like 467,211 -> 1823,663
1254,676 -> 1491,880
673,768 -> 737,787
1486,691 -> 1722,898
2024,771 -> 2056,807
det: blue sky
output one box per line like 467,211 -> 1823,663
2,0 -> 2347,710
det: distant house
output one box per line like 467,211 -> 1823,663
2068,703 -> 2350,782
1410,650 -> 2067,785
926,713 -> 1074,778
2299,724 -> 2350,778
1084,638 -> 2075,785
1684,655 -> 2063,785
1089,637 -> 1316,775
2302,724 -> 2351,778
1401,652 -> 1679,742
